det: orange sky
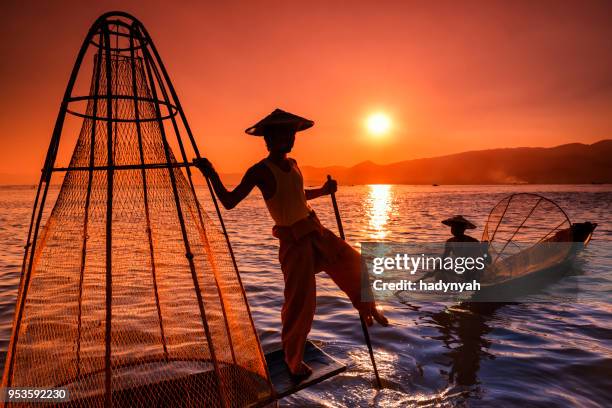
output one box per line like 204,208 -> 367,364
1,1 -> 611,183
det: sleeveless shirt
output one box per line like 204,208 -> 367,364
261,158 -> 312,226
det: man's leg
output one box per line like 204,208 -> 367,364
317,229 -> 388,326
279,237 -> 317,375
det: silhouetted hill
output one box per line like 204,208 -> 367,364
299,140 -> 612,185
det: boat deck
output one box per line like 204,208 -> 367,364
264,340 -> 346,400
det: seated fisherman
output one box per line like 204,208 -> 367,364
441,215 -> 486,280
194,109 -> 388,378
442,215 -> 479,249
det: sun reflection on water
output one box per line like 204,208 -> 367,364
366,184 -> 392,240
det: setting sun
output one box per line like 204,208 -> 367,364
365,112 -> 392,136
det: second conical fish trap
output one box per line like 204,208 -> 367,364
2,12 -> 272,407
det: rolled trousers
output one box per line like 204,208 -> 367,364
275,219 -> 369,373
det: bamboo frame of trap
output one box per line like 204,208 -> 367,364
2,11 -> 275,407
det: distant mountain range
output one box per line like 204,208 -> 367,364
3,140 -> 610,186
296,140 -> 612,185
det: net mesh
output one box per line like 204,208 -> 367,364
3,53 -> 271,407
481,193 -> 573,284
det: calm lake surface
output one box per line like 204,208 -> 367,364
0,184 -> 610,407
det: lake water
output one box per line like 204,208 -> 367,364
0,184 -> 610,407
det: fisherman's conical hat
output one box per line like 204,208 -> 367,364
442,215 -> 477,229
245,108 -> 314,136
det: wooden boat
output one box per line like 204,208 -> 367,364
263,340 -> 346,403
472,193 -> 596,301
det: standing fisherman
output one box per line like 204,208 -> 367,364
194,109 -> 388,378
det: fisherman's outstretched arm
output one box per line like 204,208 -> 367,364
193,158 -> 257,209
305,178 -> 337,200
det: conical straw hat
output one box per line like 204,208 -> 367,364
245,108 -> 314,135
442,215 -> 477,229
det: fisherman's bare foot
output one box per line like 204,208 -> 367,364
289,361 -> 313,379
361,303 -> 389,327
372,305 -> 389,326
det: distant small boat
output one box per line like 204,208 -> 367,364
432,183 -> 439,187
473,193 -> 596,300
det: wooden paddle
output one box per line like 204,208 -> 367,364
327,175 -> 382,389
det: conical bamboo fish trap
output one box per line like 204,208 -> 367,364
2,11 -> 273,407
